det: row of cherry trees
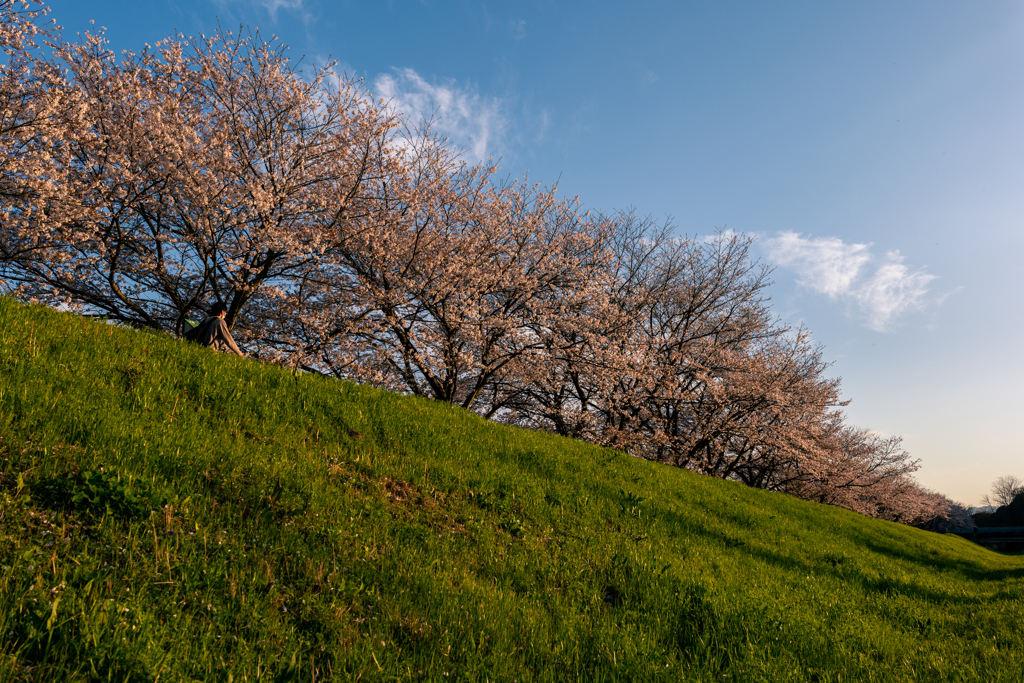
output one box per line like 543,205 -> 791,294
0,1 -> 955,525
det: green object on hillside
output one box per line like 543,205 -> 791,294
1,296 -> 1022,682
181,316 -> 201,341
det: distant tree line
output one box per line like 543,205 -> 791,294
971,475 -> 1024,529
0,1 -> 958,525
980,475 -> 1024,509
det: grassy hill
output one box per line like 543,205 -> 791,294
0,298 -> 1021,682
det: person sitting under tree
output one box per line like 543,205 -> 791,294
186,303 -> 245,358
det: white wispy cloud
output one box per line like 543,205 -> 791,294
257,0 -> 305,20
374,68 -> 507,162
767,232 -> 872,297
852,251 -> 937,331
509,19 -> 527,40
699,228 -> 740,244
213,0 -> 312,25
766,232 -> 936,332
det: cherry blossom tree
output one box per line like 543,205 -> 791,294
0,0 -> 77,281
269,126 -> 616,412
1,24 -> 394,336
0,0 -> 59,188
502,220 -> 787,457
915,494 -> 972,532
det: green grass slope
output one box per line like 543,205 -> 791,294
0,298 -> 1021,682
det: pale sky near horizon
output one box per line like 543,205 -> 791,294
45,0 -> 1024,506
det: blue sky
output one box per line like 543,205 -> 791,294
51,0 -> 1024,505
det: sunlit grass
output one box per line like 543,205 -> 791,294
0,297 -> 1021,681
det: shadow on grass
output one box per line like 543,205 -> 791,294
646,494 -> 1024,608
846,528 -> 1024,583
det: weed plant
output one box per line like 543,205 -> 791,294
0,298 -> 1022,681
